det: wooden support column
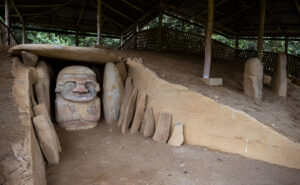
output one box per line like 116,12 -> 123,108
203,0 -> 214,78
257,0 -> 265,60
158,5 -> 163,51
22,24 -> 25,43
120,34 -> 123,47
97,0 -> 102,45
75,30 -> 79,46
5,0 -> 10,45
235,36 -> 239,58
285,36 -> 289,54
135,24 -> 139,49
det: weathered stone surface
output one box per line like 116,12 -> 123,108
103,62 -> 124,124
21,51 -> 38,66
201,78 -> 223,86
35,60 -> 51,116
55,66 -> 101,131
121,88 -> 138,134
127,59 -> 300,169
33,115 -> 60,164
168,123 -> 184,147
130,91 -> 147,134
244,58 -> 263,100
33,103 -> 62,152
153,112 -> 172,143
9,44 -> 120,64
115,61 -> 127,82
272,53 -> 287,97
263,74 -> 272,85
140,108 -> 155,137
117,77 -> 133,127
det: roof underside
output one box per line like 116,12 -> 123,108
1,0 -> 300,37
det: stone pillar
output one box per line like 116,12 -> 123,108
244,58 -> 263,100
272,53 -> 287,97
203,0 -> 214,78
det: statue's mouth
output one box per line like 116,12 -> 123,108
61,89 -> 97,102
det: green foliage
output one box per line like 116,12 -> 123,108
212,34 -> 235,47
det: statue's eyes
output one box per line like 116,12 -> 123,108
65,81 -> 76,87
85,82 -> 95,89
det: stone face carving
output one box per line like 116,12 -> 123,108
272,53 -> 287,97
244,58 -> 263,100
55,66 -> 101,131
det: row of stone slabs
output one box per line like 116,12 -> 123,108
117,76 -> 184,147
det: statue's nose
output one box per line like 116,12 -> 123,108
72,83 -> 88,93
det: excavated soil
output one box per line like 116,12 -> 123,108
116,50 -> 300,142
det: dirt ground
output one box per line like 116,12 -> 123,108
0,47 -> 25,183
47,121 -> 300,185
115,50 -> 300,142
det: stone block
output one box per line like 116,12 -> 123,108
272,53 -> 287,97
168,123 -> 184,147
263,74 -> 272,85
130,91 -> 147,134
140,108 -> 155,137
153,112 -> 172,143
201,78 -> 223,86
21,51 -> 38,67
117,77 -> 133,127
244,58 -> 263,100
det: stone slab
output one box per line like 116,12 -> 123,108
9,44 -> 120,64
244,58 -> 263,100
115,61 -> 127,83
140,108 -> 155,137
153,112 -> 172,143
130,91 -> 147,134
121,88 -> 138,134
168,123 -> 184,147
201,78 -> 223,86
272,53 -> 287,97
117,77 -> 133,127
21,51 -> 38,66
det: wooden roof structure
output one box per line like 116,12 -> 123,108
1,0 -> 300,38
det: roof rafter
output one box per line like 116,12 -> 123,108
120,0 -> 145,13
76,0 -> 87,26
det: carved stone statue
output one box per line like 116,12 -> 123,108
55,66 -> 101,131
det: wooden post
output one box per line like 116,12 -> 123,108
257,0 -> 265,60
97,0 -> 102,45
235,36 -> 239,58
203,0 -> 214,78
158,5 -> 163,51
5,0 -> 10,45
285,36 -> 289,54
75,30 -> 79,46
135,23 -> 138,49
22,24 -> 25,44
120,34 -> 123,47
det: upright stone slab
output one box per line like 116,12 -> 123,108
168,123 -> 184,147
243,58 -> 263,100
103,62 -> 124,124
21,51 -> 38,66
140,108 -> 155,137
117,77 -> 133,127
115,61 -> 127,83
272,53 -> 287,97
121,88 -> 138,134
130,91 -> 147,134
153,112 -> 172,143
33,115 -> 60,164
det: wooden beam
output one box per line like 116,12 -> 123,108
77,0 -> 87,26
203,0 -> 214,78
193,0 -> 223,15
97,0 -> 102,45
292,0 -> 300,17
197,0 -> 228,16
101,1 -> 135,22
216,2 -> 256,22
10,0 -> 26,43
0,4 -> 70,8
158,5 -> 163,51
122,9 -> 154,34
265,2 -> 283,34
120,0 -> 145,13
257,0 -> 266,60
5,0 -> 10,45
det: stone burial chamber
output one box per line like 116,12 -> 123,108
6,44 -> 300,184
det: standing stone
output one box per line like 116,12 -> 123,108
33,103 -> 62,152
21,51 -> 38,66
33,114 -> 60,164
130,91 -> 147,134
244,58 -> 263,100
115,62 -> 127,83
117,77 -> 133,127
168,123 -> 184,147
121,88 -> 138,134
140,108 -> 155,137
153,112 -> 172,143
103,62 -> 125,124
272,53 -> 287,97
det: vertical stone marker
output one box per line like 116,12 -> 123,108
244,58 -> 263,100
121,88 -> 138,134
168,123 -> 184,147
33,114 -> 60,164
103,62 -> 124,124
272,53 -> 287,97
115,61 -> 127,83
21,51 -> 38,66
117,77 -> 133,127
153,112 -> 172,143
130,91 -> 147,134
140,108 -> 155,137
